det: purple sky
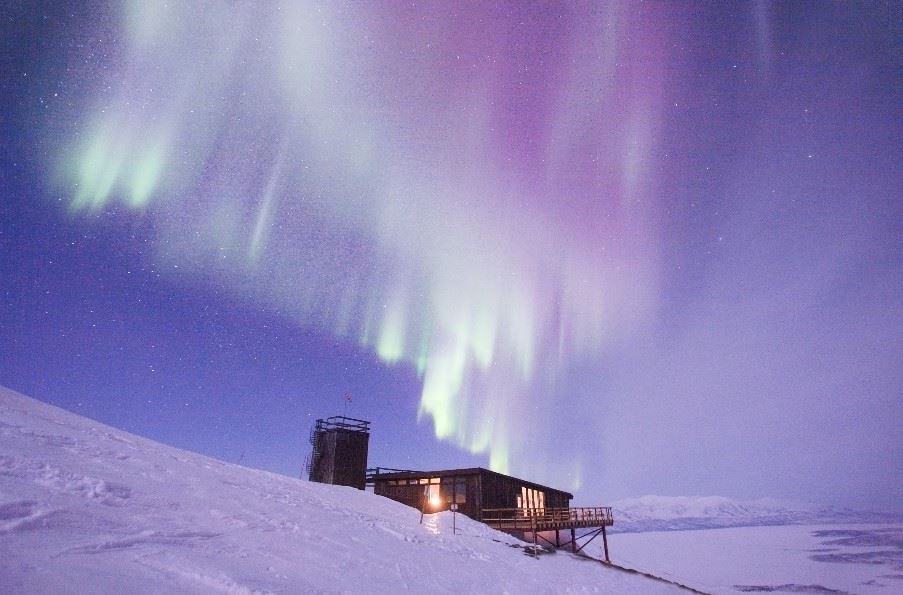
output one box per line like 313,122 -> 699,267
2,2 -> 901,511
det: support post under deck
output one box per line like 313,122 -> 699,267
601,526 -> 610,563
570,528 -> 576,553
531,516 -> 538,558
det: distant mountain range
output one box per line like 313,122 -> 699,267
610,495 -> 903,533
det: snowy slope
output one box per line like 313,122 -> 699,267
0,386 -> 682,594
611,495 -> 900,533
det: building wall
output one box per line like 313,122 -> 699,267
374,469 -> 572,521
374,472 -> 482,519
309,428 -> 369,490
479,469 -> 571,511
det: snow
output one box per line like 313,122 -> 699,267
0,386 -> 680,594
9,384 -> 895,594
611,495 -> 902,533
608,524 -> 903,594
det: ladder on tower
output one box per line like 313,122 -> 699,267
304,425 -> 320,477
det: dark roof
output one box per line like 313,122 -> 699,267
371,467 -> 573,498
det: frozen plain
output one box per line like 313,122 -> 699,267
0,386 -> 681,594
608,523 -> 903,594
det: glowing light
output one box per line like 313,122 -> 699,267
54,2 -> 667,489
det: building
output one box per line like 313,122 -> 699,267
371,466 -> 613,561
371,467 -> 573,521
307,416 -> 370,490
308,420 -> 614,561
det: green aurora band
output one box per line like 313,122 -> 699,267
57,1 -> 665,489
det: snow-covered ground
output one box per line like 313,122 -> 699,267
7,384 -> 899,594
611,495 -> 900,533
607,524 -> 903,594
0,386 -> 681,594
602,495 -> 903,592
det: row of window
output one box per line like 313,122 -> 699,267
384,476 -> 471,486
384,477 -> 439,485
517,486 -> 545,511
381,478 -> 552,511
382,477 -> 468,505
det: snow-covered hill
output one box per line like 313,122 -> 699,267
612,494 -> 900,533
0,386 -> 681,594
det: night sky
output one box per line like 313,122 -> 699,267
2,2 -> 902,512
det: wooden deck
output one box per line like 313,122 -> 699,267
481,506 -> 614,532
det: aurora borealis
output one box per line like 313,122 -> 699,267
58,1 -> 667,482
3,2 -> 902,510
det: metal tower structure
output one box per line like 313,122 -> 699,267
306,416 -> 371,490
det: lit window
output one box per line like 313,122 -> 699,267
520,487 -> 545,515
427,483 -> 442,508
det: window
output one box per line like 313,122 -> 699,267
455,477 -> 466,504
520,487 -> 545,515
427,483 -> 442,508
440,477 -> 467,504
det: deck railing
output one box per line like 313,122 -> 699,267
481,506 -> 613,531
